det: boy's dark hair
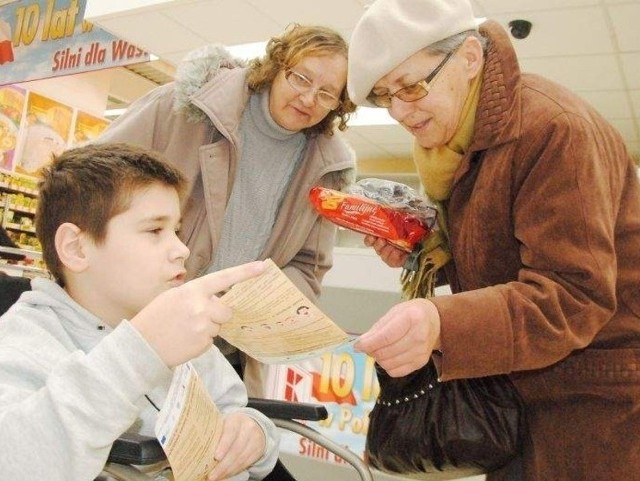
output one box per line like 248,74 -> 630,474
36,143 -> 186,285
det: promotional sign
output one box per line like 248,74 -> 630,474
0,0 -> 150,85
70,109 -> 108,146
263,344 -> 380,465
15,89 -> 71,175
0,84 -> 25,170
0,84 -> 111,176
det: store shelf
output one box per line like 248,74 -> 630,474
0,246 -> 42,259
0,246 -> 47,278
8,205 -> 36,215
0,183 -> 38,198
1,175 -> 41,252
4,223 -> 36,234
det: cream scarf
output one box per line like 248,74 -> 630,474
401,69 -> 483,299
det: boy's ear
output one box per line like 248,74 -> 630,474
55,223 -> 89,273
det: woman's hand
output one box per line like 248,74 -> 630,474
364,235 -> 408,268
354,298 -> 441,377
207,412 -> 266,481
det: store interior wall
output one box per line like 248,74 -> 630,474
7,2 -> 638,478
17,70 -> 113,118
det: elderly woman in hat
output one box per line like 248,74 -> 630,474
348,1 -> 640,480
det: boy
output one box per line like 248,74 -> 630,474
0,143 -> 279,481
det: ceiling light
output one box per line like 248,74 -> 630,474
349,107 -> 397,126
104,108 -> 127,118
226,41 -> 267,61
85,0 -> 174,20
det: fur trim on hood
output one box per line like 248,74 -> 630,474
171,44 -> 356,185
326,166 -> 356,191
173,44 -> 245,123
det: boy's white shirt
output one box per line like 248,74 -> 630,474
0,277 -> 279,481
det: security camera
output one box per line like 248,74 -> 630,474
508,20 -> 532,40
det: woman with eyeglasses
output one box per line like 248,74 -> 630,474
97,25 -> 355,408
348,1 -> 640,480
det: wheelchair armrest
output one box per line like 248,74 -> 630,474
247,397 -> 328,421
107,432 -> 166,465
106,399 -> 328,466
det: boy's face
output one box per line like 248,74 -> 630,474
81,183 -> 189,323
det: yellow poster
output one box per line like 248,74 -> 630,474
0,84 -> 26,172
15,91 -> 72,176
71,110 -> 110,146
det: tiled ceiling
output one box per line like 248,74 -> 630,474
86,0 -> 640,174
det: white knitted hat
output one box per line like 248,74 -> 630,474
348,0 -> 478,107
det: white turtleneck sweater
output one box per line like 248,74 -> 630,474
209,89 -> 306,273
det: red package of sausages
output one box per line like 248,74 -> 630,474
309,180 -> 436,252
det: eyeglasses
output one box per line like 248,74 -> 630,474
284,69 -> 341,110
366,50 -> 456,108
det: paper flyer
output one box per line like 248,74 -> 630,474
154,362 -> 223,481
219,259 -> 354,363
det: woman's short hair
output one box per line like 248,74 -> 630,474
246,24 -> 355,137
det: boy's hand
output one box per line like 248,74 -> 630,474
131,261 -> 266,367
207,412 -> 266,481
364,235 -> 408,268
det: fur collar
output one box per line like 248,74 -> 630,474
173,44 -> 245,123
171,45 -> 356,185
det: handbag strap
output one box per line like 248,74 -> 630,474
376,381 -> 437,407
375,360 -> 440,407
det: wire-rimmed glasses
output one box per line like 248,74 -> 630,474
284,69 -> 341,110
366,50 -> 456,108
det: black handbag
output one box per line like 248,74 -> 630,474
365,359 -> 525,474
